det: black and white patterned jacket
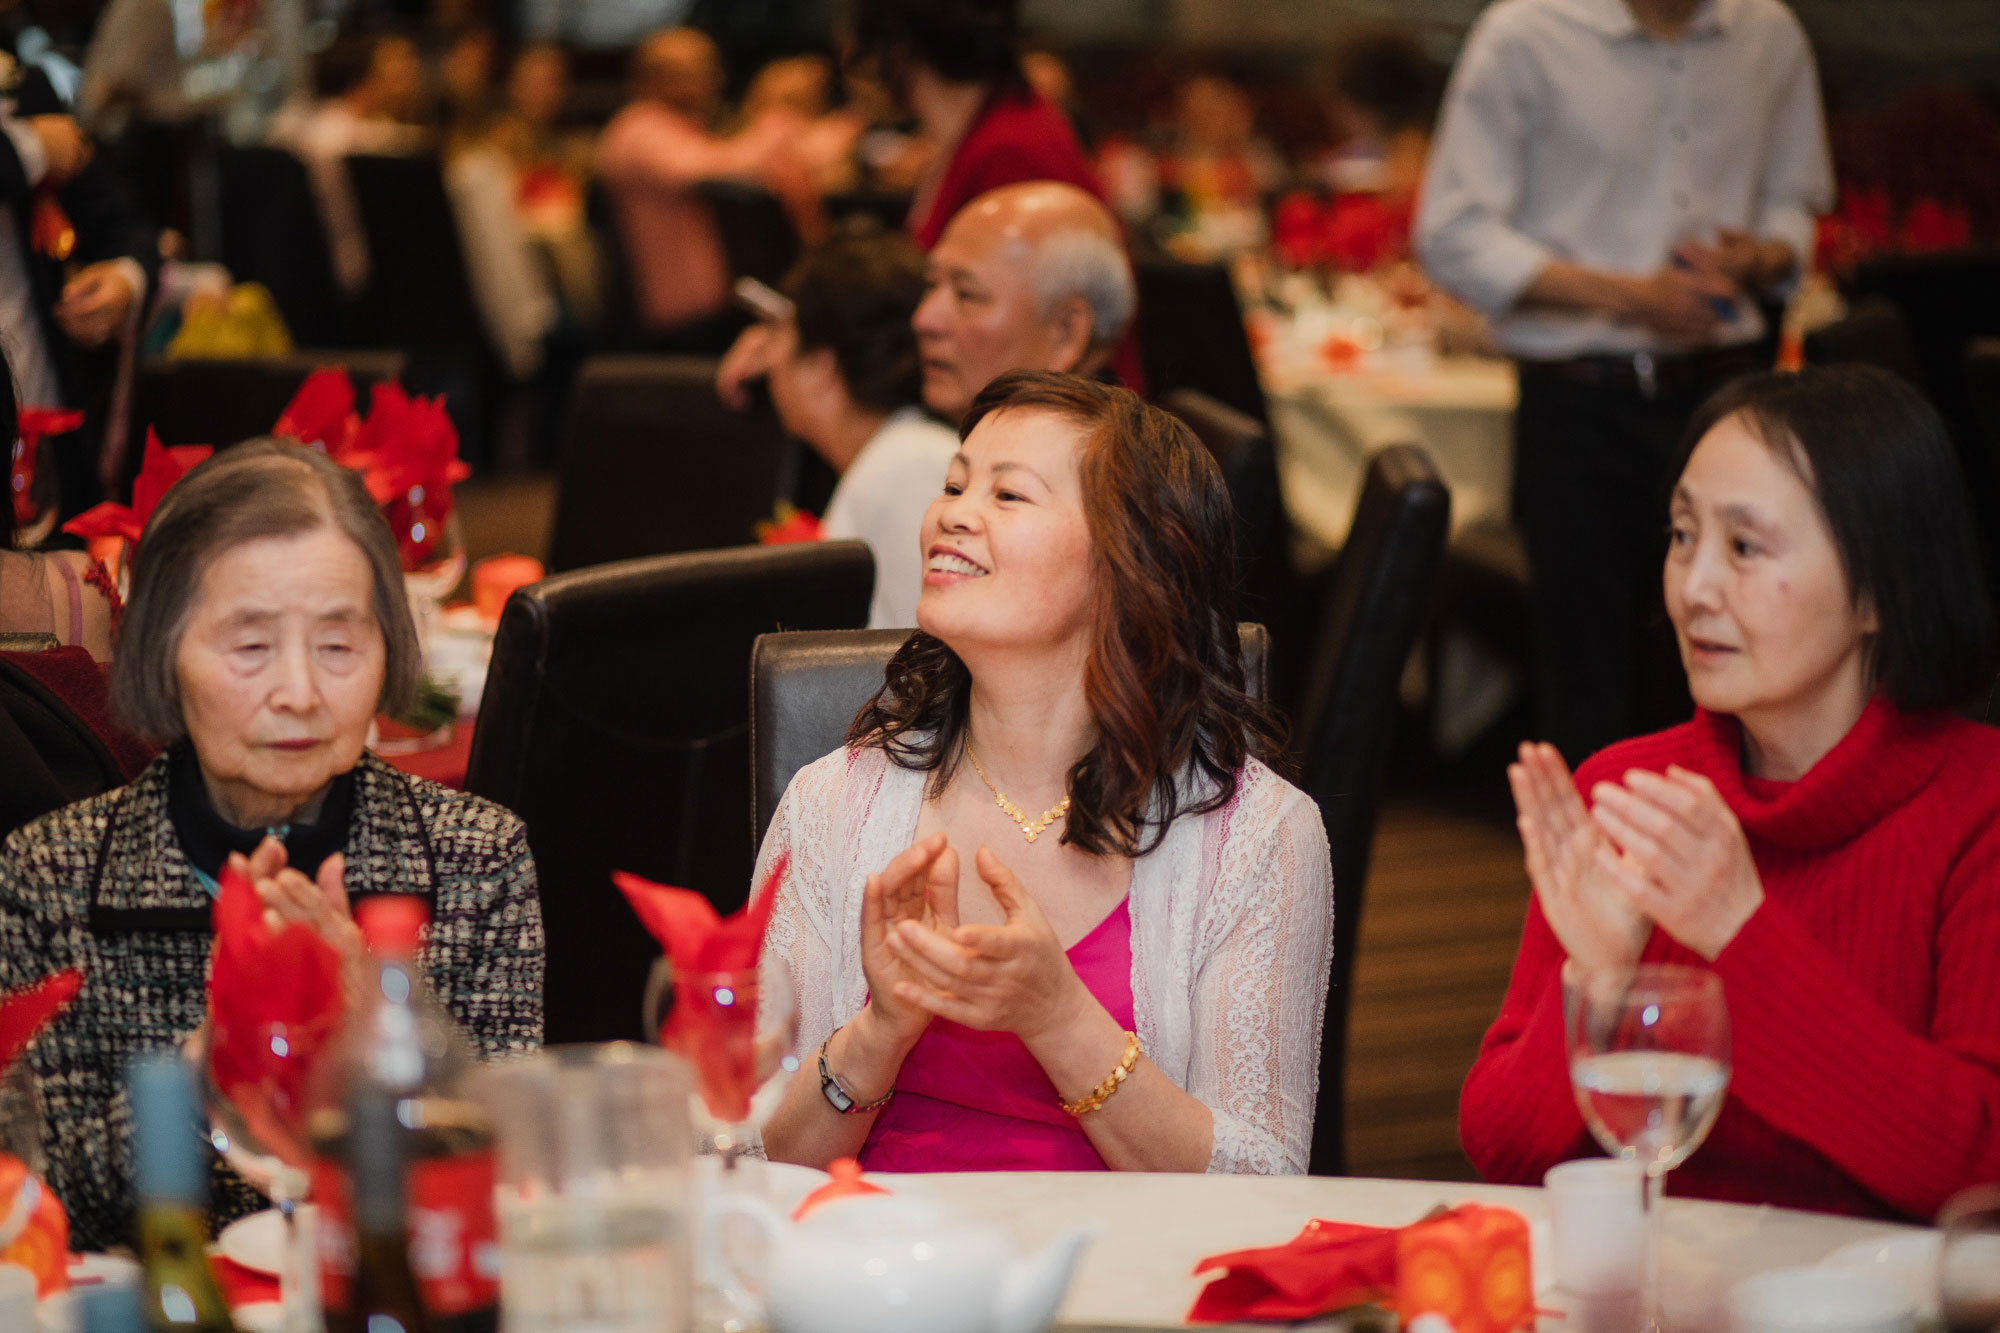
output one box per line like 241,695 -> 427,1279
0,751 -> 544,1250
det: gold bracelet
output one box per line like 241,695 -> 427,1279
1059,1031 -> 1142,1117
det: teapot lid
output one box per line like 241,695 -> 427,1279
792,1157 -> 892,1222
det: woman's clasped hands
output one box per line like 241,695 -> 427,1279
231,835 -> 371,1010
1509,742 -> 1765,970
860,831 -> 1090,1047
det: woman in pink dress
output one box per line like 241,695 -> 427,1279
757,371 -> 1334,1174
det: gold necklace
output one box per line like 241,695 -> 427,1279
964,741 -> 1070,844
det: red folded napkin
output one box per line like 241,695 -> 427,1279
210,1252 -> 281,1309
614,856 -> 787,1122
63,429 -> 212,546
207,858 -> 345,1169
1189,1205 -> 1535,1331
0,970 -> 81,1075
272,367 -> 360,454
10,406 -> 84,526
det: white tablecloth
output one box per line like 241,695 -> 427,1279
881,1171 -> 1919,1332
1265,359 -> 1518,551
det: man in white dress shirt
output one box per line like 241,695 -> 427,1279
1417,0 -> 1832,762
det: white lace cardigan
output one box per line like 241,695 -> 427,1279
753,743 -> 1336,1174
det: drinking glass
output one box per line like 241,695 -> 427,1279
203,1012 -> 341,1333
1940,1184 -> 2000,1333
479,1043 -> 694,1333
1567,963 -> 1731,1333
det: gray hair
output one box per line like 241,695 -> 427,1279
111,438 -> 421,746
1031,227 -> 1137,352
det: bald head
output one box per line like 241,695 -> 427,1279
633,27 -> 724,120
912,182 -> 1136,421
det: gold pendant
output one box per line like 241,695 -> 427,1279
966,740 -> 1071,844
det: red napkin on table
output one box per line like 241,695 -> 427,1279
337,383 -> 470,571
209,1253 -> 281,1310
272,367 -> 361,455
614,856 -> 787,1122
207,859 -> 345,1167
0,970 -> 81,1074
10,407 -> 84,527
1188,1218 -> 1398,1323
63,429 -> 212,547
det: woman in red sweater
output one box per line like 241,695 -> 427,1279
1466,365 -> 2000,1221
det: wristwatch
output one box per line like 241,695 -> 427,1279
818,1026 -> 894,1115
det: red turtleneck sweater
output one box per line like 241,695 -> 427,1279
1461,696 -> 2000,1220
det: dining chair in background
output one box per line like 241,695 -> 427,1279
1164,389 -> 1302,710
1294,442 -> 1451,1175
547,355 -> 828,573
126,352 -> 407,491
748,623 -> 1271,849
1134,257 -> 1271,428
696,179 -> 802,295
465,540 -> 875,1045
1802,296 -> 1926,389
217,145 -> 346,349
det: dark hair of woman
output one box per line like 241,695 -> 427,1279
844,0 -> 1023,95
112,439 -> 422,745
784,229 -> 928,415
1675,365 -> 1998,711
847,370 -> 1293,858
1321,27 -> 1446,137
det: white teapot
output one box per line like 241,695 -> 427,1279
708,1190 -> 1094,1333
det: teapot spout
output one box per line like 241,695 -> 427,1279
994,1224 -> 1097,1333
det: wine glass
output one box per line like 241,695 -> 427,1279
202,1012 -> 343,1333
643,961 -> 800,1167
1567,963 -> 1731,1333
1940,1184 -> 2000,1333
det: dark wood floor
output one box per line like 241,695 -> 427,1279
454,474 -> 1534,1182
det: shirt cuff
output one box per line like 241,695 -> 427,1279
1,116 -> 49,187
1429,226 -> 1556,316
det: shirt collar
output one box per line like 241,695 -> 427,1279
167,743 -> 355,889
1557,0 -> 1733,42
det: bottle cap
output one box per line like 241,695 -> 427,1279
356,895 -> 430,957
125,1052 -> 206,1206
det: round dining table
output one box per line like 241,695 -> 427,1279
878,1170 -> 1924,1332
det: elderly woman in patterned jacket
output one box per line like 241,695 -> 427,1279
756,371 -> 1333,1176
0,439 -> 544,1250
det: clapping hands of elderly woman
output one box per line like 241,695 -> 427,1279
230,835 -> 369,1009
1510,742 -> 1766,972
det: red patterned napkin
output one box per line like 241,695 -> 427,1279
206,858 -> 344,1167
614,856 -> 787,1121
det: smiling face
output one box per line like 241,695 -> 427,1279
1664,412 -> 1878,735
175,526 -> 386,827
915,407 -> 1098,659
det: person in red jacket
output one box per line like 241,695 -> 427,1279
1469,364 -> 2000,1221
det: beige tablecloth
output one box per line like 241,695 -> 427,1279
880,1170 -> 1920,1332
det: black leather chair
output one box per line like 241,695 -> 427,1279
1802,297 -> 1925,388
218,145 -> 345,348
128,352 -> 406,487
547,356 -> 802,573
465,541 -> 875,1045
1294,443 -> 1451,1175
0,648 -> 139,842
697,179 -> 801,292
749,624 -> 1271,848
1134,258 -> 1269,427
1164,389 -> 1301,704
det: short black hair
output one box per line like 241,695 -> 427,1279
1676,366 -> 1998,712
1322,27 -> 1445,136
783,230 -> 927,415
845,0 -> 1021,91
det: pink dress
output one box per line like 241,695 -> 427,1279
859,899 -> 1134,1172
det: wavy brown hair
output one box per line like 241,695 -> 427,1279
846,370 -> 1292,857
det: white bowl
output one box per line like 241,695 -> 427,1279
1817,1233 -> 1940,1321
1728,1266 -> 1915,1333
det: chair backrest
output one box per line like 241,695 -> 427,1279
585,178 -> 643,354
1967,337 -> 2000,469
0,648 -> 145,843
1802,296 -> 1925,388
1164,388 -> 1301,700
1134,258 -> 1269,427
344,154 -> 492,358
750,624 -> 1270,847
218,146 -> 343,348
1294,443 -> 1450,1175
696,180 -> 801,292
547,355 -> 798,573
128,352 -> 406,485
465,541 -> 875,1045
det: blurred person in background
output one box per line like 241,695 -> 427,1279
741,53 -> 864,198
1,33 -> 156,521
487,42 -> 600,326
1158,73 -> 1284,231
720,180 -> 1135,426
1316,28 -> 1444,200
1416,0 -> 1833,766
731,231 -> 958,627
435,23 -> 498,154
267,32 -> 429,298
596,25 -> 815,347
845,0 -> 1103,251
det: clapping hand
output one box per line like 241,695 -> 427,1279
1587,766 -> 1764,961
233,837 -> 369,1011
859,831 -> 960,1046
1508,743 -> 1653,979
884,846 -> 1089,1044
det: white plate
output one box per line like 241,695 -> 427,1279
1817,1233 -> 1940,1320
216,1205 -> 319,1278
